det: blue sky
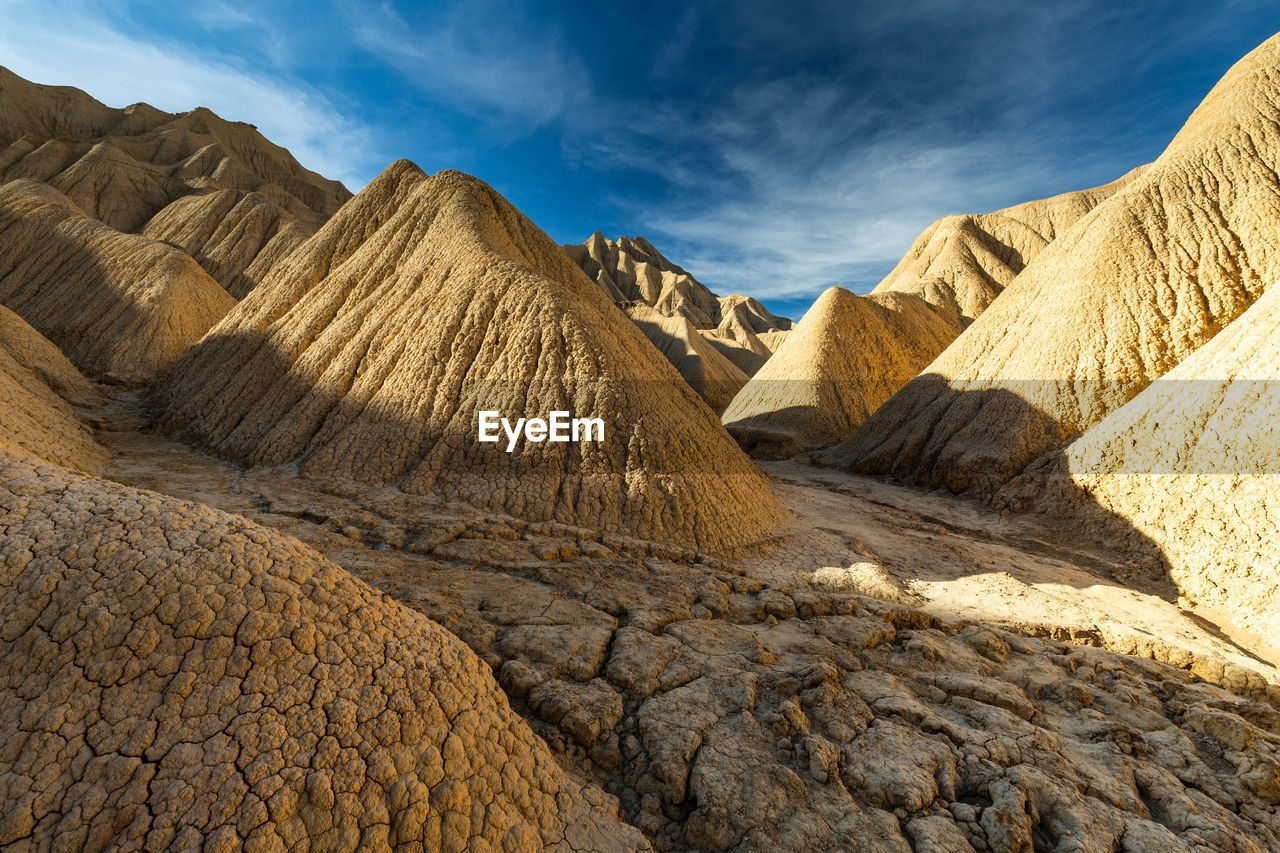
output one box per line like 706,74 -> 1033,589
1,1 -> 1277,319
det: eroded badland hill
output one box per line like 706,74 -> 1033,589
1,39 -> 1279,853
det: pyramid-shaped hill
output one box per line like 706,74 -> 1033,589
872,166 -> 1146,326
0,66 -> 351,294
0,453 -> 647,850
565,232 -> 723,327
622,303 -> 748,414
0,180 -> 235,384
823,32 -> 1280,495
153,162 -> 782,553
0,304 -> 106,473
1005,282 -> 1280,650
721,287 -> 960,457
140,188 -> 313,298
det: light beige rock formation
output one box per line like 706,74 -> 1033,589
565,234 -> 792,386
153,163 -> 781,553
141,189 -> 313,298
0,66 -> 350,294
873,167 -> 1145,325
0,453 -> 648,851
1007,281 -> 1280,650
0,305 -> 106,472
722,288 -> 961,457
0,180 -> 234,384
622,303 -> 749,414
828,34 -> 1280,494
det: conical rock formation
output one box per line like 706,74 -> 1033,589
153,163 -> 781,553
0,180 -> 234,384
1006,281 -> 1280,648
827,34 -> 1280,494
722,287 -> 961,457
141,188 -> 313,298
0,454 -> 648,851
566,233 -> 723,327
874,167 -> 1145,325
0,306 -> 106,472
622,303 -> 749,414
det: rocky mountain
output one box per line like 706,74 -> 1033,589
565,233 -> 793,402
825,33 -> 1280,496
622,303 -> 749,414
0,65 -> 351,294
152,163 -> 782,553
722,287 -> 961,456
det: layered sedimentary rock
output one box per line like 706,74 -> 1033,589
0,66 -> 350,293
828,34 -> 1280,494
0,305 -> 106,472
153,163 -> 781,552
0,454 -> 647,851
141,189 -> 313,298
565,233 -> 792,386
622,303 -> 749,414
873,167 -> 1145,325
0,180 -> 234,383
1009,281 -> 1280,649
722,288 -> 960,457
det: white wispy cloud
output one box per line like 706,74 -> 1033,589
0,0 -> 380,189
344,0 -> 588,133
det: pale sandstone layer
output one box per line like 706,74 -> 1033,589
873,167 -> 1146,325
722,288 -> 961,457
565,234 -> 791,390
0,453 -> 648,851
622,303 -> 749,414
0,66 -> 350,293
0,180 -> 234,384
1004,281 -> 1280,650
827,34 -> 1280,495
0,304 -> 106,473
153,162 -> 781,553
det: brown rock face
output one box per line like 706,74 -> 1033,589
565,234 -> 792,389
1011,281 -> 1280,649
873,167 -> 1144,325
141,189 -> 314,298
0,453 -> 649,851
0,66 -> 351,293
622,303 -> 749,414
0,180 -> 234,384
827,34 -> 1280,494
0,305 -> 106,472
153,163 -> 781,553
721,288 -> 960,457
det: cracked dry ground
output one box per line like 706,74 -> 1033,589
100,413 -> 1280,853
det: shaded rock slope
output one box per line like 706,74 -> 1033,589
721,288 -> 961,457
0,65 -> 351,293
0,304 -> 106,473
565,234 -> 791,392
153,162 -> 781,553
622,303 -> 749,414
827,33 -> 1280,495
1008,280 -> 1280,651
0,180 -> 234,383
0,453 -> 648,851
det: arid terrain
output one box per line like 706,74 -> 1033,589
2,28 -> 1280,853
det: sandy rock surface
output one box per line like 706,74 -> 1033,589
0,180 -> 234,384
153,163 -> 782,553
722,288 -> 960,457
831,34 -> 1280,495
0,453 -> 649,851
